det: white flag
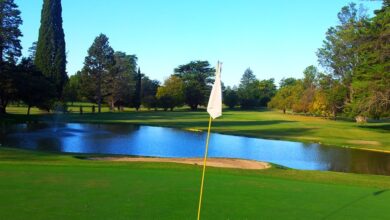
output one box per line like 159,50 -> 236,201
207,62 -> 222,119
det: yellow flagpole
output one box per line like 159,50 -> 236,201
197,116 -> 213,220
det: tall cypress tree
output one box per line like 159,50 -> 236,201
35,0 -> 67,98
133,68 -> 142,111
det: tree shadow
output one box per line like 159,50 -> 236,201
234,127 -> 316,139
322,189 -> 388,219
359,124 -> 390,133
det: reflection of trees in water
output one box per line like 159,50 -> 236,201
36,138 -> 62,152
316,146 -> 351,172
347,150 -> 390,175
316,145 -> 390,175
0,123 -> 7,139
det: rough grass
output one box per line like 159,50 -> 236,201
3,106 -> 390,151
0,148 -> 390,219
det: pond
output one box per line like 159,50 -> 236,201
1,122 -> 389,175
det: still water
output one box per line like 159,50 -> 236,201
1,122 -> 389,175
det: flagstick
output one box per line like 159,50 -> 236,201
197,116 -> 213,220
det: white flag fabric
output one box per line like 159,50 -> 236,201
207,62 -> 222,119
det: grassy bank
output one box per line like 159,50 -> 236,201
3,107 -> 390,151
0,147 -> 390,219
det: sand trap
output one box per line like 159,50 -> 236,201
347,140 -> 381,146
91,157 -> 271,170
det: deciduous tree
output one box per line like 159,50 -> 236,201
174,61 -> 214,110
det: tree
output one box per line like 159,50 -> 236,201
296,66 -> 320,114
351,1 -> 390,119
133,67 -> 142,111
174,61 -> 215,110
141,76 -> 159,110
156,75 -> 184,111
0,0 -> 22,63
81,34 -> 115,113
313,74 -> 347,118
303,65 -> 319,89
258,78 -> 276,107
63,72 -> 82,105
28,41 -> 37,61
268,81 -> 299,114
317,3 -> 367,103
279,77 -> 297,88
237,68 -> 260,108
35,0 -> 67,98
105,52 -> 137,110
0,0 -> 23,113
0,63 -> 17,114
17,58 -> 56,115
223,86 -> 239,109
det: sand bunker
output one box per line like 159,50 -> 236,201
347,140 -> 381,146
91,157 -> 271,170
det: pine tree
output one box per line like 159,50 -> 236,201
35,0 -> 67,98
82,34 -> 115,113
133,68 -> 142,111
0,0 -> 22,63
0,0 -> 23,114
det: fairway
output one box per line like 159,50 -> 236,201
1,148 -> 390,219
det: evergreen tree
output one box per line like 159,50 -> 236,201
133,68 -> 142,111
35,0 -> 67,98
0,0 -> 23,114
82,34 -> 115,113
237,68 -> 260,108
0,0 -> 22,63
352,1 -> 390,119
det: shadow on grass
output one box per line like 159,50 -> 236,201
359,124 -> 390,132
322,189 -> 388,219
232,128 -> 316,139
1,112 -> 296,128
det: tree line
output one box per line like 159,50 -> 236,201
1,0 -> 388,120
269,2 -> 389,121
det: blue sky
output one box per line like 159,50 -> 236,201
16,0 -> 382,87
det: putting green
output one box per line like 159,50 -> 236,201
0,148 -> 390,219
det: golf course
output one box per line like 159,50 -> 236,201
1,108 -> 390,219
1,0 -> 389,219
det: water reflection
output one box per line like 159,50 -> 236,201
0,122 -> 389,175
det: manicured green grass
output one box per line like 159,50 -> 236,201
0,147 -> 390,219
3,107 -> 389,151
